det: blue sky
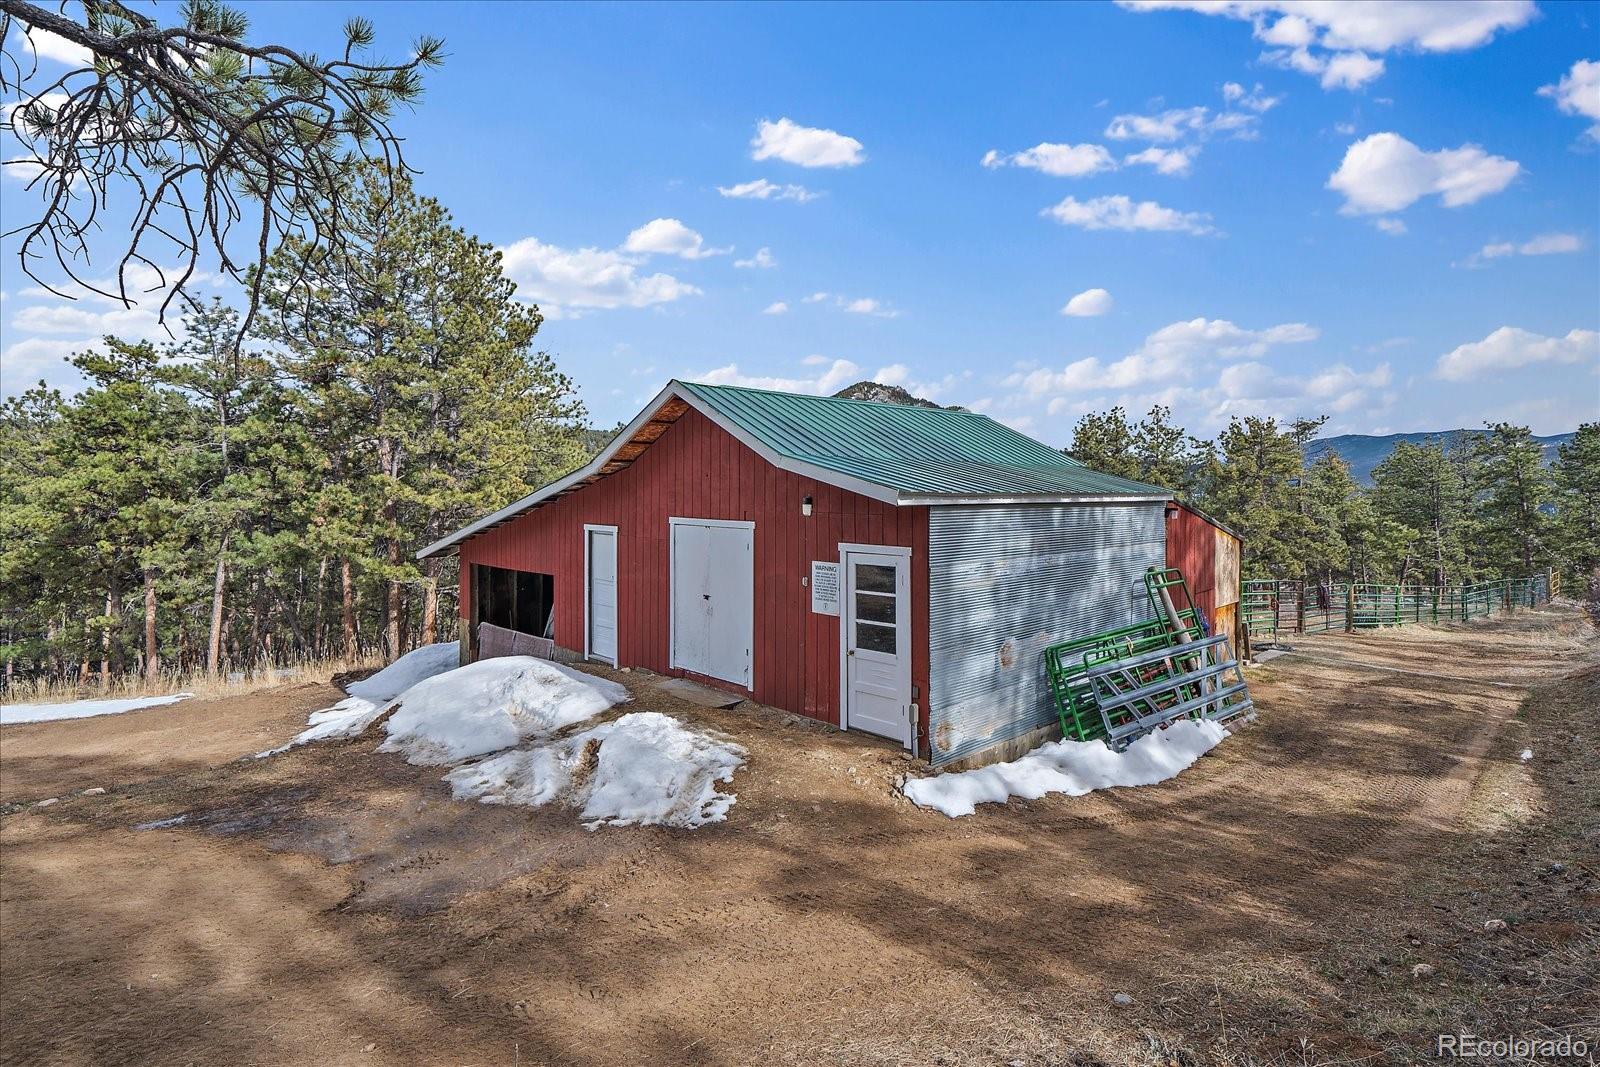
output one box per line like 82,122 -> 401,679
3,0 -> 1598,441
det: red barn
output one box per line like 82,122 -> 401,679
421,381 -> 1200,768
1164,500 -> 1244,646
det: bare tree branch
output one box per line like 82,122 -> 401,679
0,0 -> 444,339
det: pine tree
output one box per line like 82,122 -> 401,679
1371,439 -> 1471,585
157,299 -> 278,673
256,163 -> 587,656
1551,423 -> 1600,594
1068,407 -> 1140,480
1202,415 -> 1328,578
1133,404 -> 1195,492
1472,423 -> 1553,577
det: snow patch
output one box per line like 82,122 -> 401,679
379,656 -> 630,766
445,711 -> 745,829
1520,748 -> 1533,762
299,642 -> 460,743
1,692 -> 193,726
271,642 -> 461,751
903,718 -> 1229,818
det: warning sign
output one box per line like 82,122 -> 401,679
810,561 -> 840,616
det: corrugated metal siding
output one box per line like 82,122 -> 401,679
927,503 -> 1166,766
459,408 -> 932,738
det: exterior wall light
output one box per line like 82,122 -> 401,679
802,495 -> 813,517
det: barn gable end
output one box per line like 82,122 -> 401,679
457,406 -> 932,736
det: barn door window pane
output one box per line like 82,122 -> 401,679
855,564 -> 895,593
855,621 -> 897,654
854,592 -> 895,624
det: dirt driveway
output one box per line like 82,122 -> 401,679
3,606 -> 1596,1066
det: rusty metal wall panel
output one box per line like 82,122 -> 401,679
927,502 -> 1166,767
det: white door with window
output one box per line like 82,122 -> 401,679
585,525 -> 618,665
670,518 -> 754,686
842,546 -> 912,747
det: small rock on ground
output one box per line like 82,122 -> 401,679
1112,992 -> 1135,1007
1411,963 -> 1436,979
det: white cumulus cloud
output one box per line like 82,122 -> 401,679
622,218 -> 729,260
1012,316 -> 1319,398
981,142 -> 1117,177
1460,233 -> 1583,268
1326,132 -> 1520,216
841,297 -> 900,318
761,301 -> 789,315
716,178 -> 822,202
499,236 -> 700,315
750,118 -> 865,168
1061,288 -> 1114,317
734,247 -> 777,270
1120,1 -> 1529,92
1118,1 -> 1534,92
1105,105 -> 1256,142
1435,327 -> 1599,381
1539,59 -> 1600,140
22,27 -> 93,67
1124,146 -> 1196,176
1043,195 -> 1215,235
1222,82 -> 1282,112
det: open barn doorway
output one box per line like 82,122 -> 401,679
470,563 -> 555,658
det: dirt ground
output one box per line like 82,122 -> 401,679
2,605 -> 1596,1066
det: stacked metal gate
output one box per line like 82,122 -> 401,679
1243,574 -> 1551,643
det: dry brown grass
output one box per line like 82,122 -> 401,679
2,653 -> 385,708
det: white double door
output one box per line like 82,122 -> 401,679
670,518 -> 754,686
842,546 -> 912,748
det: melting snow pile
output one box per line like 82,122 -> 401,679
273,649 -> 741,830
1,692 -> 193,726
904,718 -> 1228,818
280,641 -> 461,748
379,656 -> 631,765
445,711 -> 746,829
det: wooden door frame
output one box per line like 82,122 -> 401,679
837,542 -> 913,747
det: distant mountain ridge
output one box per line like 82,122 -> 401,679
831,380 -> 965,409
1303,429 -> 1575,485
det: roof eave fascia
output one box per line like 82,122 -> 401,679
898,492 -> 1172,507
416,380 -> 690,559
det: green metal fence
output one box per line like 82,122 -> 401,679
1242,574 -> 1551,640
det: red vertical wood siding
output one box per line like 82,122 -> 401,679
458,408 -> 931,742
1165,502 -> 1218,629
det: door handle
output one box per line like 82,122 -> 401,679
847,650 -> 854,657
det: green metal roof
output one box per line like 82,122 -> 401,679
676,381 -> 1170,499
418,380 -> 1168,558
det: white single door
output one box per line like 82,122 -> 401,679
670,519 -> 754,686
843,549 -> 912,747
586,526 -> 618,664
